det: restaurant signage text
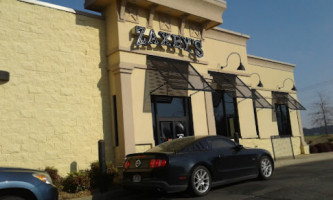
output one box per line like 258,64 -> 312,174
134,26 -> 204,58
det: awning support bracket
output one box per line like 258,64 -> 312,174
150,82 -> 167,94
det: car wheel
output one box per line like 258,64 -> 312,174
190,166 -> 211,196
0,196 -> 26,200
259,155 -> 273,180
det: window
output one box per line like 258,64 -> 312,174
151,95 -> 194,145
147,136 -> 198,153
252,90 -> 260,137
155,97 -> 186,117
212,91 -> 240,138
184,140 -> 209,152
272,92 -> 293,136
209,138 -> 235,150
275,104 -> 292,136
112,95 -> 119,146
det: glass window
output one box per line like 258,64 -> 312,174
147,136 -> 203,153
183,139 -> 209,152
160,122 -> 173,143
151,95 -> 194,145
113,95 -> 119,146
212,91 -> 240,138
155,97 -> 185,117
275,104 -> 292,136
209,138 -> 235,150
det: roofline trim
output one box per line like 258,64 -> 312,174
248,54 -> 296,67
212,27 -> 250,39
19,0 -> 102,19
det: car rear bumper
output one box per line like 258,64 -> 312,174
123,180 -> 187,193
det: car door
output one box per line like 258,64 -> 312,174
209,138 -> 239,180
209,138 -> 256,180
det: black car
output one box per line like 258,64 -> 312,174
123,136 -> 274,196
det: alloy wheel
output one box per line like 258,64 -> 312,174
192,166 -> 211,195
261,157 -> 273,178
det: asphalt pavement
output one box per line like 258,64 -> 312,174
72,152 -> 333,200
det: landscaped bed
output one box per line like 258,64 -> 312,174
305,134 -> 333,153
44,161 -> 119,200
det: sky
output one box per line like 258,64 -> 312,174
38,0 -> 333,129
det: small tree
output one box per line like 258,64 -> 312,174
310,93 -> 333,135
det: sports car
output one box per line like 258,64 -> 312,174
123,135 -> 274,196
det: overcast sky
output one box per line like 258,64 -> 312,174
38,0 -> 333,129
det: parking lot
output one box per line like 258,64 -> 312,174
115,159 -> 333,200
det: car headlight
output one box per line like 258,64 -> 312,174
33,173 -> 53,184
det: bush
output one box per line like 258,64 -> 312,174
62,170 -> 90,193
44,166 -> 63,190
89,161 -> 118,188
44,161 -> 119,193
328,142 -> 333,149
309,145 -> 319,154
315,143 -> 332,152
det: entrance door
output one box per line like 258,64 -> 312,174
158,120 -> 187,143
151,96 -> 193,145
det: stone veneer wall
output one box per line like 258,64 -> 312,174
0,0 -> 111,175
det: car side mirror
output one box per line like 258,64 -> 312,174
234,144 -> 243,151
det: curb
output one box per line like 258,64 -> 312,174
275,152 -> 333,168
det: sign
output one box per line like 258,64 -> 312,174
134,26 -> 204,58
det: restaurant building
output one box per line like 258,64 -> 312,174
0,0 -> 308,175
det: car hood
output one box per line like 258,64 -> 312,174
0,167 -> 45,174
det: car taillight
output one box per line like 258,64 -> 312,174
124,160 -> 130,170
149,159 -> 167,168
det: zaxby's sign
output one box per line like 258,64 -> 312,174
134,26 -> 204,58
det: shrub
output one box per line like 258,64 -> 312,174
62,170 -> 90,193
309,145 -> 319,154
89,161 -> 118,188
327,143 -> 333,150
315,143 -> 332,152
44,166 -> 63,190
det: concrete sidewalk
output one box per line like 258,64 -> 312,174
274,152 -> 333,168
70,152 -> 333,200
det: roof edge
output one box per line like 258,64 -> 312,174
248,55 -> 296,67
19,0 -> 102,19
212,27 -> 250,39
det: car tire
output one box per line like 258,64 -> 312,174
258,155 -> 273,180
189,166 -> 211,196
0,196 -> 26,200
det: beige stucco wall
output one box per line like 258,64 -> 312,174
106,0 -> 216,160
0,0 -> 307,175
105,0 -> 306,159
247,58 -> 302,139
0,0 -> 111,175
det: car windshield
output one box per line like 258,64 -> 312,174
147,136 -> 206,153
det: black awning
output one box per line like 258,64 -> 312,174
272,92 -> 306,110
252,90 -> 273,109
147,56 -> 213,92
208,71 -> 252,99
